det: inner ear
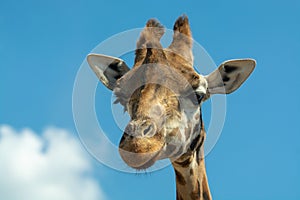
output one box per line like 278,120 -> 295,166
205,59 -> 256,94
87,53 -> 130,90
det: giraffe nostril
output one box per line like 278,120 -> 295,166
143,125 -> 151,136
125,121 -> 157,138
143,125 -> 155,137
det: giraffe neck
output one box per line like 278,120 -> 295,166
171,108 -> 212,200
172,151 -> 212,200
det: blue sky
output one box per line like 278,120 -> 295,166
1,0 -> 300,199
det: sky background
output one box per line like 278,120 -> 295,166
1,0 -> 300,199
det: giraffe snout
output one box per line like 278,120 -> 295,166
119,119 -> 164,169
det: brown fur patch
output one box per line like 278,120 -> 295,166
177,194 -> 184,200
175,169 -> 186,185
190,179 -> 201,199
190,168 -> 194,176
203,191 -> 210,200
174,156 -> 193,168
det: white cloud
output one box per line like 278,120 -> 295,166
0,125 -> 105,200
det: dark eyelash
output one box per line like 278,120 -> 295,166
184,92 -> 203,105
196,93 -> 204,102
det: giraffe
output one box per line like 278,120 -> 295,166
87,15 -> 255,200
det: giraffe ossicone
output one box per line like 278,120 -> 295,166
87,15 -> 255,200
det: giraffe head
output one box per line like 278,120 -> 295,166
87,15 -> 255,170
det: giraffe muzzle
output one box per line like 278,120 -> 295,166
119,120 -> 164,169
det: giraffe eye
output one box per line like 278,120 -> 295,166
196,93 -> 204,103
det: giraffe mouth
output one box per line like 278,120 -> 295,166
133,148 -> 162,170
119,145 -> 163,170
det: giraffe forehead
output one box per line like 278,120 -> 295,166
127,84 -> 179,117
115,58 -> 201,99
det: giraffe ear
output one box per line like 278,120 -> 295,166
87,53 -> 130,90
205,59 -> 256,94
